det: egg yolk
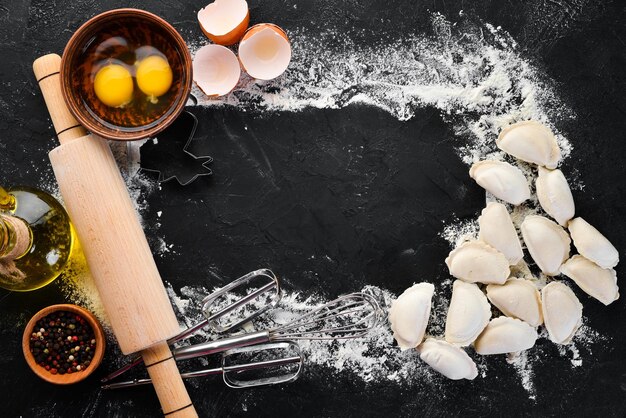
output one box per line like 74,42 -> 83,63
136,55 -> 173,102
93,64 -> 133,108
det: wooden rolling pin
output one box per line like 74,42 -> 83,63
33,54 -> 197,418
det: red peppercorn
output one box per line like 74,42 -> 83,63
50,368 -> 57,375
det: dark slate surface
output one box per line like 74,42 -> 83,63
0,0 -> 625,416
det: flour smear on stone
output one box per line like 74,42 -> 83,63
58,13 -> 606,400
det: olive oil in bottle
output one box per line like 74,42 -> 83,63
0,186 -> 74,291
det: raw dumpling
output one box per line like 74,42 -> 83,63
417,338 -> 478,380
478,202 -> 524,265
444,280 -> 491,346
445,241 -> 510,285
486,278 -> 543,327
496,120 -> 561,169
568,217 -> 619,269
560,255 -> 619,306
469,160 -> 531,205
541,281 -> 582,344
474,316 -> 538,355
536,166 -> 575,226
521,215 -> 571,276
389,283 -> 434,350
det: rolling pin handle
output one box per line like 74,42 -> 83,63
142,341 -> 198,418
32,54 -> 87,144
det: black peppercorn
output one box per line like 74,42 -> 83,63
29,310 -> 97,375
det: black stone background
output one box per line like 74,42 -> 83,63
0,0 -> 625,416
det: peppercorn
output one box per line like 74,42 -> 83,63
29,310 -> 97,375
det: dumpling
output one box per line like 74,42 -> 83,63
541,281 -> 582,344
469,160 -> 531,205
496,120 -> 561,169
417,338 -> 478,380
486,278 -> 543,327
521,215 -> 571,275
445,241 -> 510,285
474,316 -> 538,355
389,283 -> 434,350
568,217 -> 619,269
560,255 -> 619,306
444,280 -> 491,346
478,202 -> 524,265
536,166 -> 575,226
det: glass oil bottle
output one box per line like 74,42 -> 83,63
0,185 -> 74,291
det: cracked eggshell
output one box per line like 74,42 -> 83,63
521,215 -> 571,276
445,241 -> 510,285
388,283 -> 434,350
474,316 -> 538,355
469,160 -> 530,205
486,278 -> 543,327
561,255 -> 619,306
239,24 -> 291,80
193,45 -> 241,97
444,280 -> 491,346
496,120 -> 561,169
541,281 -> 582,345
536,167 -> 575,226
478,202 -> 524,265
198,0 -> 250,46
417,338 -> 478,380
568,217 -> 619,269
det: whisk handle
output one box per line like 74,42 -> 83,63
172,331 -> 270,361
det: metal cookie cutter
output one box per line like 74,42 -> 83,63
140,110 -> 213,186
102,269 -> 283,384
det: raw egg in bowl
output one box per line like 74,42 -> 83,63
61,9 -> 192,141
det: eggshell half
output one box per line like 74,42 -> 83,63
193,45 -> 241,97
239,24 -> 291,80
198,0 -> 250,46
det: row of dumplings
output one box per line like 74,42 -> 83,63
389,120 -> 620,381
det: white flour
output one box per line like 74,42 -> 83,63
165,282 -> 443,386
55,12 -> 607,400
189,13 -> 573,164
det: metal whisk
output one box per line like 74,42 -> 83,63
102,291 -> 382,388
103,341 -> 303,390
102,268 -> 281,383
171,292 -> 382,361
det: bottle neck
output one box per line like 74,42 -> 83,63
0,215 -> 32,260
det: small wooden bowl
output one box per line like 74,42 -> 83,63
60,9 -> 192,141
22,304 -> 106,385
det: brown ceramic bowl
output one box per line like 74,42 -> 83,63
22,304 -> 106,384
61,9 -> 192,141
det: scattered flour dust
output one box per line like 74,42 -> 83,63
189,13 -> 573,165
55,11 -> 607,402
165,283 -> 440,385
